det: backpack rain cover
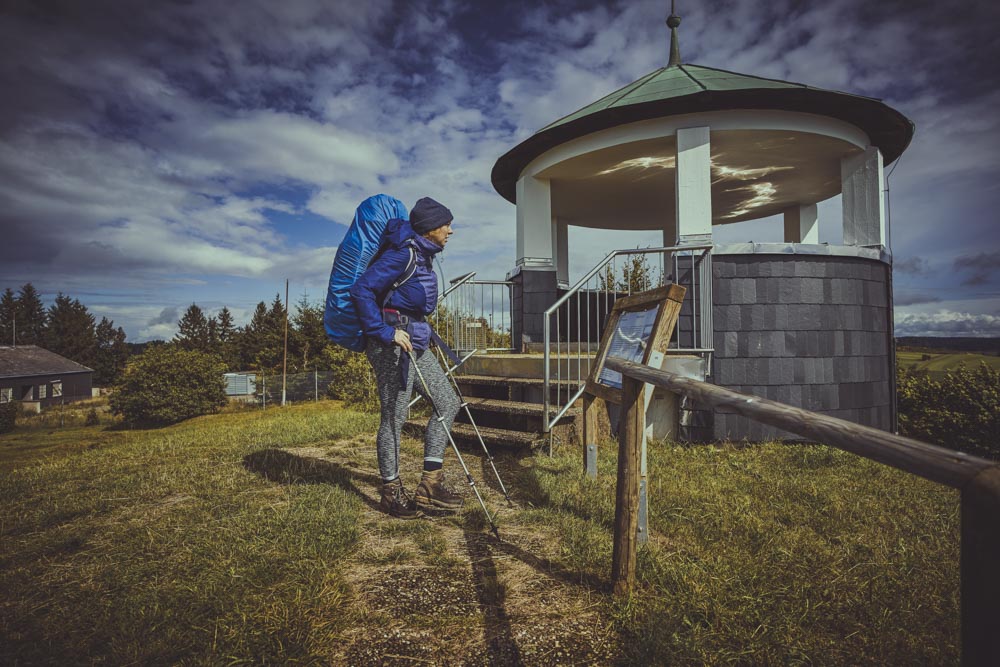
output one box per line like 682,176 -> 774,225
324,194 -> 409,351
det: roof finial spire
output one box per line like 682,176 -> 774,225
666,1 -> 682,67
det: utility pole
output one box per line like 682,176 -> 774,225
281,279 -> 289,406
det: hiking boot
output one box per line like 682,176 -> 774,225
415,469 -> 465,511
379,478 -> 423,520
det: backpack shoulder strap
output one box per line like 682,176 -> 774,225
381,241 -> 418,309
390,240 -> 418,290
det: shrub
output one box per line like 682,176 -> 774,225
897,362 -> 1000,460
110,346 -> 227,426
320,345 -> 379,413
85,407 -> 100,426
0,402 -> 17,433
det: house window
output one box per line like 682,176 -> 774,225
38,384 -> 47,399
52,381 -> 62,398
0,388 -> 11,403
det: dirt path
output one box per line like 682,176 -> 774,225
285,440 -> 620,666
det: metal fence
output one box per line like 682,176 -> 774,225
239,370 -> 346,407
431,271 -> 513,354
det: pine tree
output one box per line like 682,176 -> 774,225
216,306 -> 238,370
259,294 -> 288,371
15,283 -> 47,345
93,317 -> 129,385
44,294 -> 97,365
174,304 -> 210,352
207,316 -> 219,350
0,288 -> 15,346
291,295 -> 327,372
237,301 -> 270,370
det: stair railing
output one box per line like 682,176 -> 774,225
432,269 -> 514,354
542,243 -> 714,453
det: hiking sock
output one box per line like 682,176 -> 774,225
423,458 -> 443,472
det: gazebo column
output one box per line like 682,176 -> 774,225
511,175 -> 558,351
841,146 -> 886,247
783,204 -> 819,243
674,126 -> 713,245
553,217 -> 569,288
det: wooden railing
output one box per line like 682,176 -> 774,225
605,356 -> 1000,666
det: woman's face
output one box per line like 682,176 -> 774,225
424,222 -> 453,248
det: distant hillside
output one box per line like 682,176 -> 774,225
896,337 -> 1000,355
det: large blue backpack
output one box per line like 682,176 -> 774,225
324,194 -> 416,352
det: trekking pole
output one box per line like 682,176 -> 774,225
431,346 -> 512,503
408,348 -> 477,410
408,348 -> 501,540
405,348 -> 501,541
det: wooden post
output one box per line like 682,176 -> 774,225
583,393 -> 605,478
961,466 -> 1000,665
612,376 -> 644,596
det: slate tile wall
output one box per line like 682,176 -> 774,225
706,254 -> 892,442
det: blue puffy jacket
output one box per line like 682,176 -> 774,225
349,218 -> 442,350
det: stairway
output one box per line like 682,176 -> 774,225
403,353 -> 591,450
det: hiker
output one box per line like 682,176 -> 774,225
349,197 -> 464,519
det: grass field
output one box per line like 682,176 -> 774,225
0,401 -> 960,664
897,350 -> 1000,375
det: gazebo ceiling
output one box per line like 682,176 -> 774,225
492,63 -> 914,208
542,128 -> 861,229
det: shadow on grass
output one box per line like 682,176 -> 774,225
243,448 -> 381,512
464,527 -> 525,666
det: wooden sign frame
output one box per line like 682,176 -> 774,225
585,284 -> 686,405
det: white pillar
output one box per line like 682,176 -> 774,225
783,204 -> 819,243
553,217 -> 569,286
675,126 -> 713,243
515,175 -> 554,267
841,146 -> 886,247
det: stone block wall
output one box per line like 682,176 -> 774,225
709,254 -> 893,441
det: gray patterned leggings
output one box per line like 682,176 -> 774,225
365,339 -> 461,481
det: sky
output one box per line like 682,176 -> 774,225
1,0 -> 998,341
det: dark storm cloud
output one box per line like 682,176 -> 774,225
893,292 -> 941,306
894,257 -> 930,276
953,250 -> 1000,286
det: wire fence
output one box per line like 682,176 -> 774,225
229,370 -> 350,407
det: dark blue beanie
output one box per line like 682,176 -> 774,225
410,197 -> 453,234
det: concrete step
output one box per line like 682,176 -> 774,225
462,353 -> 594,380
403,419 -> 542,449
454,374 -> 579,389
461,396 -> 580,421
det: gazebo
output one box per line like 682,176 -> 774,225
487,9 -> 914,442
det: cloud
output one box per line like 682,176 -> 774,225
953,250 -> 1000,286
3,0 -> 1000,343
893,292 -> 941,307
895,310 -> 1000,337
894,256 -> 930,276
148,307 -> 179,327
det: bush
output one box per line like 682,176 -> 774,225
897,362 -> 1000,460
0,402 -> 17,433
320,345 -> 379,413
85,407 -> 100,426
109,346 -> 227,426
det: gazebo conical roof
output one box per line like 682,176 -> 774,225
492,62 -> 914,204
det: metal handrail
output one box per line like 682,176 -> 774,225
542,243 -> 714,445
442,271 -> 477,297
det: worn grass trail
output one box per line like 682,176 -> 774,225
0,401 -> 960,664
245,439 -> 620,665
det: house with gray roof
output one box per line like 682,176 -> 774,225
0,345 -> 94,410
